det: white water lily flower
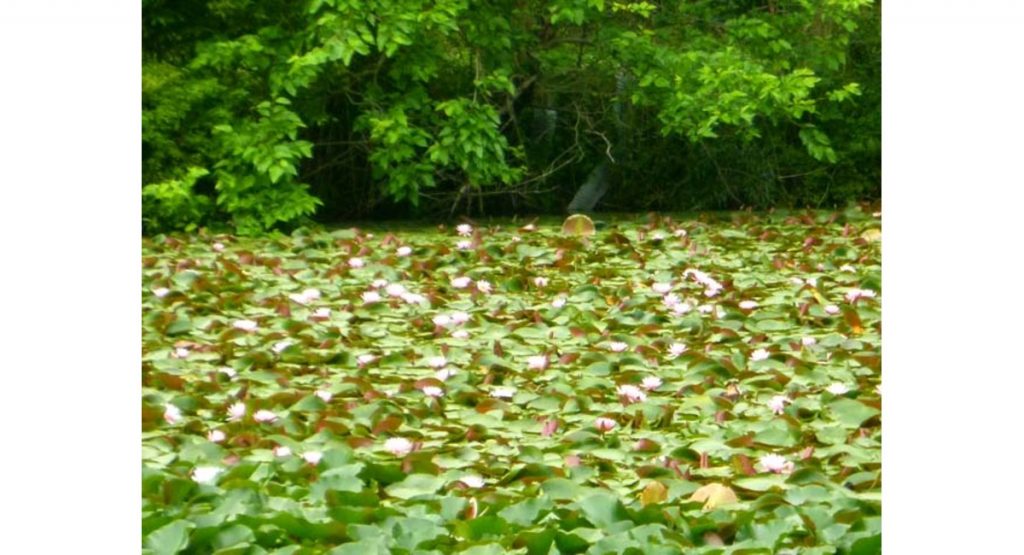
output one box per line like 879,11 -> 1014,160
552,296 -> 567,308
609,341 -> 628,353
738,300 -> 758,310
826,383 -> 850,395
371,279 -> 389,289
219,366 -> 237,379
435,367 -> 457,381
227,402 -> 246,421
697,304 -> 714,314
312,308 -> 331,319
451,311 -> 470,325
274,446 -> 292,458
527,355 -> 548,370
824,304 -> 841,315
806,277 -> 818,287
759,454 -> 794,474
207,430 -> 226,443
272,340 -> 293,354
456,224 -> 473,236
386,283 -> 407,297
153,287 -> 170,298
212,242 -> 225,252
652,282 -> 673,294
840,264 -> 856,273
642,376 -> 663,390
385,437 -> 414,457
301,288 -> 321,301
233,319 -> 258,332
315,390 -> 333,403
426,355 -> 447,369
396,246 -> 413,257
163,403 -> 182,424
534,276 -> 549,287
357,354 -> 376,366
667,343 -> 688,358
617,384 -> 647,403
456,240 -> 473,251
595,417 -> 617,433
253,409 -> 278,423
173,347 -> 190,358
191,466 -> 223,484
459,475 -> 485,488
662,293 -> 681,308
433,314 -> 452,327
451,276 -> 472,289
801,336 -> 817,346
302,451 -> 323,465
751,348 -> 771,362
451,329 -> 469,339
704,286 -> 722,297
423,386 -> 444,398
362,291 -> 382,304
650,231 -> 666,241
348,257 -> 365,268
674,229 -> 687,238
767,395 -> 789,415
491,387 -> 516,399
476,280 -> 493,294
790,277 -> 805,286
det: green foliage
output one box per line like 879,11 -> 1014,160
143,0 -> 880,229
142,167 -> 213,233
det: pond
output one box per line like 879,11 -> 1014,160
142,208 -> 881,553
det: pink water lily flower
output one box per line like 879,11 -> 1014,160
227,402 -> 246,421
302,451 -> 323,465
451,329 -> 470,339
362,291 -> 382,304
801,336 -> 817,346
697,304 -> 714,314
617,384 -> 647,404
385,437 -> 414,457
451,276 -> 472,289
750,348 -> 770,362
423,386 -> 444,398
674,229 -> 688,238
642,376 -> 663,390
315,390 -> 333,402
348,257 -> 365,268
153,287 -> 170,298
233,319 -> 258,332
426,355 -> 447,369
456,224 -> 473,236
767,395 -> 789,415
456,240 -> 473,251
759,454 -> 794,474
667,343 -> 688,358
527,355 -> 549,370
253,409 -> 278,423
595,417 -> 617,433
386,283 -> 407,297
662,293 -> 681,308
357,354 -> 377,366
312,308 -> 331,319
401,292 -> 426,305
844,288 -> 877,303
652,282 -> 673,294
476,280 -> 493,293
609,341 -> 628,353
433,314 -> 452,327
672,302 -> 693,315
191,466 -> 223,484
738,300 -> 759,310
212,242 -> 225,252
274,446 -> 292,457
824,304 -> 841,315
534,276 -> 549,287
450,311 -> 470,325
163,403 -> 182,424
173,347 -> 190,359
207,429 -> 226,443
371,279 -> 389,289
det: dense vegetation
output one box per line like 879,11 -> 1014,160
143,208 -> 881,553
143,0 -> 880,233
